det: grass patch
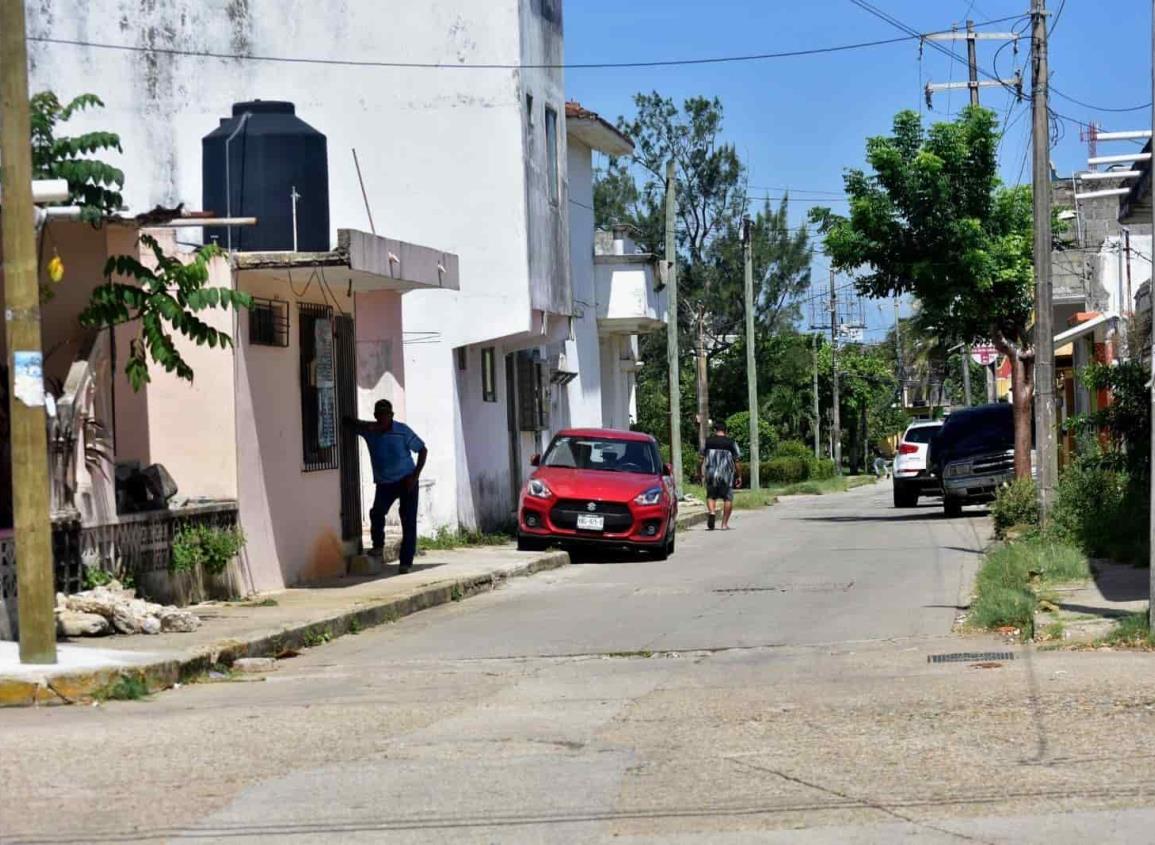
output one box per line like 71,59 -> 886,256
302,628 -> 332,648
968,537 -> 1090,638
418,527 -> 513,551
96,674 -> 150,701
1103,612 -> 1155,648
605,649 -> 654,659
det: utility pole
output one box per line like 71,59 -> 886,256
894,297 -> 905,408
664,160 -> 683,490
742,216 -> 759,490
924,23 -> 1022,108
2,0 -> 57,664
829,270 -> 842,475
812,333 -> 821,460
1032,0 -> 1058,521
961,348 -> 973,406
695,307 -> 709,451
1148,0 -> 1155,632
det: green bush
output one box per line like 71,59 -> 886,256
1050,453 -> 1146,564
810,458 -> 837,480
171,524 -> 246,576
724,412 -> 778,459
991,478 -> 1039,536
775,440 -> 813,461
763,456 -> 810,485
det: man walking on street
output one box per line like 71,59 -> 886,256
701,421 -> 740,531
344,399 -> 427,574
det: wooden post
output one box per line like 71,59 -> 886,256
743,216 -> 760,490
664,160 -> 683,489
1,0 -> 57,663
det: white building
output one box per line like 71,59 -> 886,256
558,102 -> 666,437
28,0 -> 574,534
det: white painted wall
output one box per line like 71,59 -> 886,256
562,135 -> 604,429
28,0 -> 573,532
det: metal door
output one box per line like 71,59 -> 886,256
334,315 -> 361,545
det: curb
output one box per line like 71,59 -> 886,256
0,550 -> 570,707
676,510 -> 709,530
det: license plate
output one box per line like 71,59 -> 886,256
576,514 -> 605,531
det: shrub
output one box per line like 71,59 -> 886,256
763,456 -> 810,485
775,440 -> 814,461
1050,453 -> 1146,564
991,478 -> 1039,536
724,411 -> 778,459
810,458 -> 837,480
171,524 -> 246,575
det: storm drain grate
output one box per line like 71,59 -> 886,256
927,651 -> 1015,664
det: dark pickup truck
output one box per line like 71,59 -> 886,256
929,404 -> 1025,518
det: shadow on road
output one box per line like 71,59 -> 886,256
794,508 -> 991,524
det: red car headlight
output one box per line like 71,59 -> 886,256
634,486 -> 663,506
527,478 -> 553,499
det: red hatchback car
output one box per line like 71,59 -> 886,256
517,428 -> 678,559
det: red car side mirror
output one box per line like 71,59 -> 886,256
530,454 -> 541,467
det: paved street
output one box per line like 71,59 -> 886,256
5,483 -> 1155,843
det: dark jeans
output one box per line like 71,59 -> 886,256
370,480 -> 418,568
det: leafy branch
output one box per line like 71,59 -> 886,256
30,91 -> 124,220
80,235 -> 252,391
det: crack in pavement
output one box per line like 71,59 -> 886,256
725,756 -> 998,845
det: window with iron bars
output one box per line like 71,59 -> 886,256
299,302 -> 338,471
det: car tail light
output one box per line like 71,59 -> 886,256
897,443 -> 919,455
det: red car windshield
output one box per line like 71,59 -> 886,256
542,436 -> 659,474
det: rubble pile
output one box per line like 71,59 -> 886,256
54,581 -> 201,637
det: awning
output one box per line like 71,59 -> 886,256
1052,312 -> 1117,350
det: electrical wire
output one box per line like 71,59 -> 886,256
29,14 -> 1026,72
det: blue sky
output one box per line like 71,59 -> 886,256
564,0 -> 1153,337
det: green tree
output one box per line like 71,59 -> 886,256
32,91 -> 248,389
597,94 -> 813,452
598,93 -> 747,450
812,107 -> 1035,477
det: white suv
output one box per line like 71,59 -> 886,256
893,420 -> 943,508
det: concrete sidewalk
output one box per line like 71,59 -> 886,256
1035,559 -> 1148,643
0,506 -> 711,707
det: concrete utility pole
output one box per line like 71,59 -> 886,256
1,0 -> 57,664
1148,0 -> 1155,631
894,297 -> 905,408
812,333 -> 821,460
664,160 -> 683,490
742,216 -> 759,490
1032,0 -> 1058,521
829,270 -> 842,475
695,308 -> 709,451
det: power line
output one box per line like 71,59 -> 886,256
28,14 -> 1027,72
1050,86 -> 1152,114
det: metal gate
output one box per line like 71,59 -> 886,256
334,315 -> 362,546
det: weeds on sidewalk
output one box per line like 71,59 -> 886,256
1102,612 -> 1155,648
95,673 -> 149,702
967,537 -> 1089,638
418,527 -> 512,551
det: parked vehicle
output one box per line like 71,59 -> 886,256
892,420 -> 944,508
929,404 -> 1018,517
517,428 -> 677,559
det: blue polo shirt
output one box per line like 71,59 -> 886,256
359,422 -> 425,484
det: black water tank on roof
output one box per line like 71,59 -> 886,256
202,100 -> 329,252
